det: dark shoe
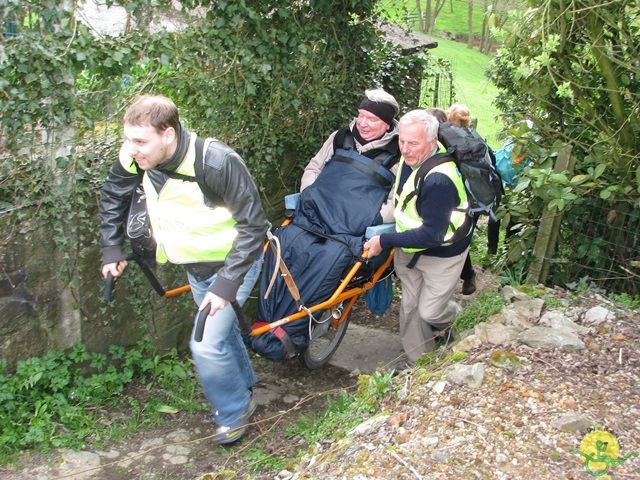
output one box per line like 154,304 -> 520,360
462,271 -> 477,295
435,327 -> 455,348
391,360 -> 414,377
212,393 -> 256,445
213,422 -> 247,445
487,246 -> 497,255
243,393 -> 257,419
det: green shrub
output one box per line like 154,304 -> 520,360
0,340 -> 203,465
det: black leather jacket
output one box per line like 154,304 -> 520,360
99,125 -> 269,301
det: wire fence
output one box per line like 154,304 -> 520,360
550,199 -> 640,296
420,61 -> 454,110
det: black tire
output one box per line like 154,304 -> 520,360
301,304 -> 351,370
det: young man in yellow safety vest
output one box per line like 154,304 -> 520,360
99,94 -> 269,445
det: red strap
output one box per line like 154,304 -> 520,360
273,327 -> 297,359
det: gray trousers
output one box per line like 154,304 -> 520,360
394,247 -> 468,363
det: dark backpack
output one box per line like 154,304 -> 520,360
436,122 -> 503,221
126,184 -> 157,267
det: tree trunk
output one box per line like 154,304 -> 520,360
425,0 -> 432,34
415,0 -> 425,33
431,0 -> 447,34
479,0 -> 489,52
467,0 -> 474,49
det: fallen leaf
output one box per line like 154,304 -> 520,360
158,405 -> 179,414
389,413 -> 408,427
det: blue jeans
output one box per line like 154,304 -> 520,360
188,254 -> 262,426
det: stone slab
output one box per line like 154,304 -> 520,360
329,323 -> 405,374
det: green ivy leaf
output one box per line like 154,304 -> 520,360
25,73 -> 39,84
594,163 -> 606,178
548,198 -> 564,211
549,173 -> 569,184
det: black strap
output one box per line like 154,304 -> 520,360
332,154 -> 393,187
340,130 -> 355,150
162,138 -> 226,208
405,214 -> 474,269
400,152 -> 454,211
402,153 -> 473,270
295,223 -> 362,260
335,129 -> 399,175
407,253 -> 421,269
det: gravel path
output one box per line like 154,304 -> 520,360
281,287 -> 640,480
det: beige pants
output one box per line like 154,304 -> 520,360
394,247 -> 468,363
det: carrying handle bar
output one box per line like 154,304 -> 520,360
193,300 -> 251,342
104,272 -> 115,302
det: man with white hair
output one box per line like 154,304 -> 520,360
365,109 -> 473,366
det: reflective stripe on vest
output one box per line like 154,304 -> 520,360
141,134 -> 237,264
394,158 -> 468,254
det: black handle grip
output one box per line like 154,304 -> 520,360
194,308 -> 208,342
194,301 -> 250,342
104,272 -> 114,302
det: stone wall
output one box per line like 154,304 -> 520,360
0,209 -> 195,371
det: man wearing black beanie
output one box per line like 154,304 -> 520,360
245,89 -> 401,361
300,88 -> 401,222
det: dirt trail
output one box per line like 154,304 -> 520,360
12,268 -> 627,480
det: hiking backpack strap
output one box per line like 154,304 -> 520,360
400,152 -> 453,211
402,152 -> 473,269
331,130 -> 398,187
162,137 -> 226,208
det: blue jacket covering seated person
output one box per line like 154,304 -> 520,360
246,90 -> 401,360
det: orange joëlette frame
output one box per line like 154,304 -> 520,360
161,215 -> 395,337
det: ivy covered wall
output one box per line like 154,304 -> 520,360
0,0 -> 428,368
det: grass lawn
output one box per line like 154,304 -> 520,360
426,36 -> 503,149
379,0 -> 504,149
